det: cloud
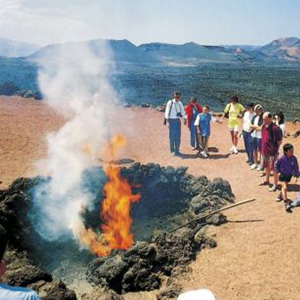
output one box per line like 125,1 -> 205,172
0,0 -> 93,45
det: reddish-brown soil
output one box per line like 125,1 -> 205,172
1,96 -> 300,299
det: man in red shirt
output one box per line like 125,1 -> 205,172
185,97 -> 202,150
261,112 -> 282,191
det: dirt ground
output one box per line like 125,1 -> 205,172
1,96 -> 300,299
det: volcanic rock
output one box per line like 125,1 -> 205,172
156,105 -> 166,112
0,178 -> 77,299
0,164 -> 235,297
293,130 -> 300,138
140,103 -> 151,108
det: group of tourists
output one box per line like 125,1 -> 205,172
164,91 -> 300,212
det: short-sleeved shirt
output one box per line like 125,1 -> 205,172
194,113 -> 212,136
251,115 -> 263,139
0,284 -> 39,300
243,111 -> 254,132
261,124 -> 282,156
224,103 -> 245,127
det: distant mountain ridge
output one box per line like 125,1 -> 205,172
260,37 -> 300,61
2,36 -> 300,64
0,38 -> 40,57
29,39 -> 159,64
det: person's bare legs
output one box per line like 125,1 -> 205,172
253,149 -> 258,165
230,131 -> 235,147
273,170 -> 279,187
265,164 -> 271,183
233,131 -> 238,147
281,181 -> 288,200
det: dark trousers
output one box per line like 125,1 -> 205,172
189,122 -> 198,148
169,119 -> 181,154
243,130 -> 254,164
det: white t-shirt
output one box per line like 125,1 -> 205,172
279,123 -> 286,137
243,111 -> 254,132
0,284 -> 39,300
164,99 -> 187,119
251,115 -> 262,139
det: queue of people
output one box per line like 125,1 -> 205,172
164,92 -> 300,212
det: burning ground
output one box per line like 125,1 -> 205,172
0,162 -> 233,299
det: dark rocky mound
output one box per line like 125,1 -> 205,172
84,163 -> 234,295
0,178 -> 77,299
0,163 -> 234,299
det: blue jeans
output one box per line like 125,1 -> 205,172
169,119 -> 181,154
243,130 -> 254,164
189,121 -> 198,148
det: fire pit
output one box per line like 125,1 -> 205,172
0,163 -> 234,299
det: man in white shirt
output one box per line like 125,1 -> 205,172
164,91 -> 187,156
241,103 -> 255,165
0,225 -> 40,300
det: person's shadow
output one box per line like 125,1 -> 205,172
207,147 -> 230,159
208,153 -> 230,159
277,183 -> 300,192
180,153 -> 199,159
180,147 -> 230,160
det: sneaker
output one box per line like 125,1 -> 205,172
251,164 -> 258,170
200,150 -> 208,157
269,185 -> 277,192
285,204 -> 293,213
230,146 -> 235,153
276,193 -> 283,202
291,199 -> 300,207
233,147 -> 238,154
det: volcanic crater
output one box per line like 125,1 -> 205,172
0,163 -> 234,299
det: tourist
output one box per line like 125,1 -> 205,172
194,104 -> 221,158
274,112 -> 286,137
0,224 -> 40,299
221,96 -> 245,154
185,97 -> 202,150
260,112 -> 282,192
274,143 -> 300,212
164,91 -> 187,156
250,104 -> 264,171
241,103 -> 255,165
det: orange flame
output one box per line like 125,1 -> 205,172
78,134 -> 140,256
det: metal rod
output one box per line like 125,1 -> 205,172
170,198 -> 256,233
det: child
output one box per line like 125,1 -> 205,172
194,105 -> 221,158
274,143 -> 300,212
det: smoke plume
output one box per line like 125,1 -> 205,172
32,41 -> 118,241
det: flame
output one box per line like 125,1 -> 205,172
78,134 -> 140,256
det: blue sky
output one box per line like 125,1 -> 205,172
0,0 -> 300,46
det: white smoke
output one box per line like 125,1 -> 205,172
32,41 -> 117,240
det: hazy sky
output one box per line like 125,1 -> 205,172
0,0 -> 300,46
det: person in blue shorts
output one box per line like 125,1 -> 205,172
194,105 -> 221,158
